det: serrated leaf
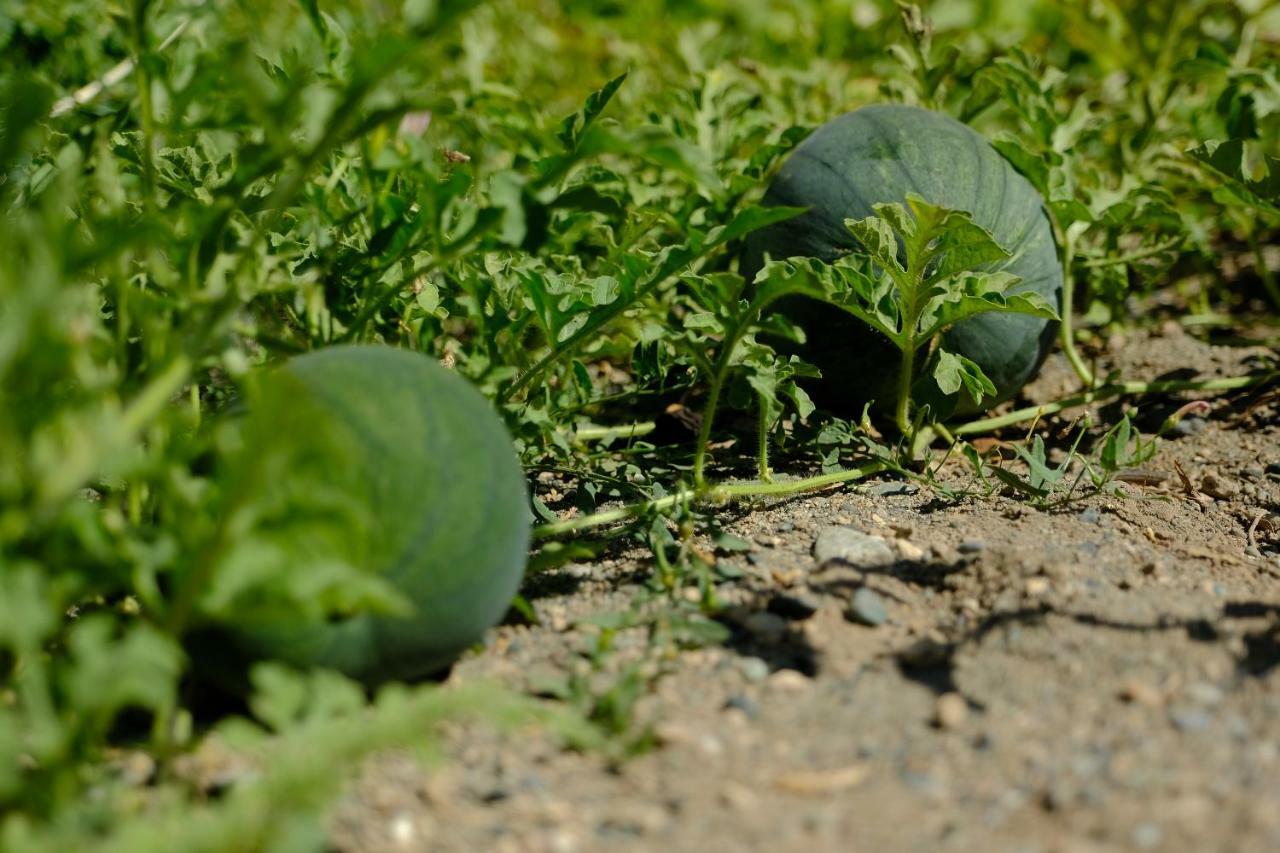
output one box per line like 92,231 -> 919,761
845,213 -> 904,274
1188,139 -> 1280,216
922,214 -> 1012,283
557,72 -> 628,152
918,271 -> 1057,340
711,204 -> 807,246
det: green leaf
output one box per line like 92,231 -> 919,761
711,204 -> 807,248
1188,139 -> 1280,216
1012,435 -> 1062,491
918,271 -> 1058,340
558,72 -> 629,152
845,213 -> 904,274
918,215 -> 1012,283
932,349 -> 996,406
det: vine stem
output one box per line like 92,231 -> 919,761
1080,238 -> 1182,268
1056,224 -> 1097,388
573,421 -> 656,442
51,10 -> 201,117
690,350 -> 734,487
756,395 -> 773,483
691,291 -> 787,487
895,340 -> 916,436
531,461 -> 888,540
950,371 -> 1277,436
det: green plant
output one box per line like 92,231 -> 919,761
3,0 -> 1278,847
827,195 -> 1059,436
742,104 -> 1064,417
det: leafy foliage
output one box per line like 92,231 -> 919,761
0,0 -> 1276,847
749,195 -> 1058,441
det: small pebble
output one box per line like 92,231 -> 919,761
846,587 -> 888,626
868,481 -> 919,497
1185,682 -> 1224,707
723,694 -> 760,719
1024,577 -> 1050,596
933,692 -> 968,729
957,540 -> 985,554
895,539 -> 926,561
813,527 -> 896,568
738,656 -> 771,682
1119,679 -> 1163,707
1201,472 -> 1239,500
389,813 -> 417,846
742,611 -> 788,644
1172,416 -> 1207,437
767,669 -> 813,691
1079,507 -> 1102,524
1169,706 -> 1212,732
1133,823 -> 1163,849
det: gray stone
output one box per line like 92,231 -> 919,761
868,481 -> 920,497
1133,823 -> 1163,849
742,611 -> 788,644
1169,706 -> 1212,732
738,656 -> 771,682
813,526 -> 895,567
846,587 -> 889,626
723,694 -> 759,719
1172,416 -> 1206,437
1201,472 -> 1239,500
957,540 -> 985,554
1186,682 -> 1224,707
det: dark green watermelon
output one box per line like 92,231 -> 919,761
743,104 -> 1062,417
218,346 -> 531,685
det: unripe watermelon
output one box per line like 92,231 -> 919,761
217,346 -> 530,685
743,104 -> 1062,416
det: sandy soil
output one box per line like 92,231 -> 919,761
331,324 -> 1280,853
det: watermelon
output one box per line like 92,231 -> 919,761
215,346 -> 531,685
742,104 -> 1062,417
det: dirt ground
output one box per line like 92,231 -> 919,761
331,324 -> 1280,853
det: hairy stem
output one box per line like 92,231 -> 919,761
1080,238 -> 1181,268
895,340 -> 916,437
756,397 -> 773,483
691,351 -> 733,487
574,421 -> 657,442
691,291 -> 788,487
951,371 -> 1277,436
532,461 -> 888,540
1057,227 -> 1097,388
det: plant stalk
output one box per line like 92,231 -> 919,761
1056,226 -> 1097,388
756,396 -> 772,483
574,421 -> 656,442
531,461 -> 888,540
950,371 -> 1277,436
895,341 -> 916,436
